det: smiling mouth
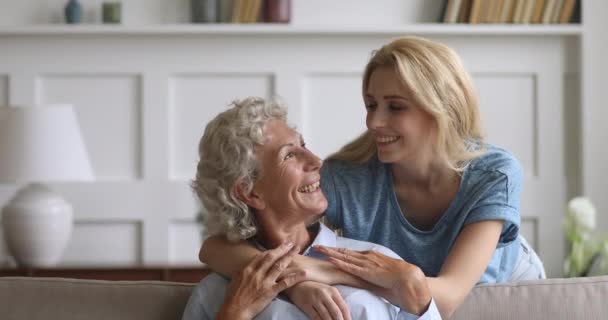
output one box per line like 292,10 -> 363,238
376,136 -> 400,145
298,181 -> 320,193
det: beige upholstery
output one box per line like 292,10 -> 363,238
1,275 -> 607,320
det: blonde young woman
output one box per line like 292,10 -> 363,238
200,37 -> 546,319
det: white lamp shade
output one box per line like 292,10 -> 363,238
0,104 -> 94,183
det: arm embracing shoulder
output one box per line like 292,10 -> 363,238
199,235 -> 260,278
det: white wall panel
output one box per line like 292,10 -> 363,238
564,73 -> 581,199
475,74 -> 537,177
302,74 -> 366,159
0,75 -> 7,105
521,217 -> 539,252
61,221 -> 142,266
168,220 -> 202,266
0,33 -> 577,276
169,74 -> 274,180
37,74 -> 142,180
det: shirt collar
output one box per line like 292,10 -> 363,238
302,223 -> 337,258
249,222 -> 338,258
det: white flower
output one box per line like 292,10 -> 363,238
567,197 -> 597,231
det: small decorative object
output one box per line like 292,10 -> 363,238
0,105 -> 94,267
64,0 -> 82,24
563,197 -> 608,277
264,0 -> 291,23
102,2 -> 122,24
191,0 -> 219,23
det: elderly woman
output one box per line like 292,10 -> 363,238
181,97 -> 440,320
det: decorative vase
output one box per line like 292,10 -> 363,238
1,184 -> 73,267
64,0 -> 82,24
102,2 -> 122,24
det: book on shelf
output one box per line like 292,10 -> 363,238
443,0 -> 463,23
441,0 -> 580,25
530,0 -> 546,23
559,0 -> 577,23
521,0 -> 537,24
551,0 -> 565,23
498,0 -> 516,23
458,0 -> 472,23
231,0 -> 262,23
468,0 -> 485,24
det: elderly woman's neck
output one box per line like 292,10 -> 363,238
255,222 -> 315,253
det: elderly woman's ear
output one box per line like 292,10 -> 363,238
234,180 -> 266,211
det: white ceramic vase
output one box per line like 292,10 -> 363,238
2,183 -> 73,267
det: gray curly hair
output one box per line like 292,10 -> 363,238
192,97 -> 287,242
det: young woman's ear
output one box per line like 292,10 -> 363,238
234,180 -> 265,210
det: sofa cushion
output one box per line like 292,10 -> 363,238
1,275 -> 607,319
451,275 -> 608,319
0,277 -> 193,320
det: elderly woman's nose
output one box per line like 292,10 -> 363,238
303,149 -> 322,170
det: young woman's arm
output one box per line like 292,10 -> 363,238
314,220 -> 502,318
200,235 -> 366,285
427,220 -> 503,318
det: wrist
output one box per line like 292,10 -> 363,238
216,305 -> 250,320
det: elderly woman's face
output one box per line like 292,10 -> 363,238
251,119 -> 327,219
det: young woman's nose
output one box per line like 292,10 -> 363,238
366,108 -> 387,130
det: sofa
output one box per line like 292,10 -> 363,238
1,275 -> 607,320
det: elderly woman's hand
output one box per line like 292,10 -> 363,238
285,281 -> 351,320
216,242 -> 305,320
313,246 -> 432,316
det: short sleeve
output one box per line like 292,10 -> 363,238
464,159 -> 523,246
320,160 -> 343,229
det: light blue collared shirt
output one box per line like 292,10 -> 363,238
182,224 -> 441,320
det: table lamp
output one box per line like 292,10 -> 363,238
0,104 -> 93,267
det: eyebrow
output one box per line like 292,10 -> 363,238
364,93 -> 409,101
276,133 -> 303,155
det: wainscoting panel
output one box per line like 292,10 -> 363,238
62,220 -> 143,266
168,220 -> 202,265
0,75 -> 7,105
168,73 -> 275,180
0,33 -> 575,276
302,73 -> 366,159
36,74 -> 142,180
521,217 -> 539,252
475,73 -> 538,177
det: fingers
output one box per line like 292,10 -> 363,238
272,271 -> 306,292
314,246 -> 367,267
265,244 -> 300,280
327,257 -> 367,278
256,242 -> 296,275
333,294 -> 351,320
313,303 -> 334,320
324,296 -> 346,320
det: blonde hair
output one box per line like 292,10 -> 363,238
191,97 -> 287,242
328,36 -> 485,172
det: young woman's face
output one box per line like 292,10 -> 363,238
364,66 -> 437,164
252,120 -> 327,222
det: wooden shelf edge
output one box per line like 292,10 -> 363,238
0,24 -> 583,36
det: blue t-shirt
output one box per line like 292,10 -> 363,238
320,143 -> 522,283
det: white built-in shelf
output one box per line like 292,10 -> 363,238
0,24 -> 583,36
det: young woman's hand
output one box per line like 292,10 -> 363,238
313,246 -> 431,315
284,281 -> 351,320
217,242 -> 306,320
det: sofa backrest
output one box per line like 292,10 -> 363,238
451,275 -> 608,320
1,275 -> 607,319
0,277 -> 193,320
